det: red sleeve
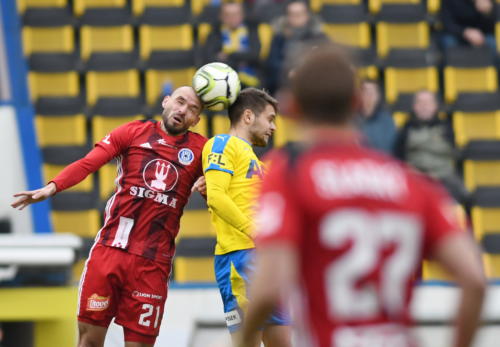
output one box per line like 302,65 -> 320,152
50,122 -> 134,192
255,151 -> 302,248
420,176 -> 464,257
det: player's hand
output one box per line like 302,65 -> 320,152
463,28 -> 485,46
11,182 -> 57,210
191,176 -> 207,196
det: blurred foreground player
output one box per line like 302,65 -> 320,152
12,86 -> 207,347
239,45 -> 486,347
202,88 -> 291,347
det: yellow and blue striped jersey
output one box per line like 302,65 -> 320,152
202,134 -> 264,255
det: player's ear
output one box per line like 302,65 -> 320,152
191,114 -> 201,128
242,109 -> 255,125
162,95 -> 171,108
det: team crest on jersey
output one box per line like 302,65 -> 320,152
142,159 -> 179,192
178,148 -> 194,165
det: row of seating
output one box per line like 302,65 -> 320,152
16,0 -> 448,17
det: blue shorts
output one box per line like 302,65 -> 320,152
214,248 -> 291,333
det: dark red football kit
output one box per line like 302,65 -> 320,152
51,120 -> 207,341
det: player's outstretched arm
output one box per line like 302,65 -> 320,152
11,182 -> 57,210
433,233 -> 486,347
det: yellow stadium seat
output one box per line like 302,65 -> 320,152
22,26 -> 74,55
132,0 -> 186,16
153,114 -> 209,138
145,67 -> 196,105
258,23 -> 273,60
211,114 -> 230,136
375,5 -> 429,57
453,111 -> 500,147
139,24 -> 193,60
92,114 -> 143,145
384,50 -> 438,104
483,253 -> 500,279
462,141 -> 500,191
43,163 -> 94,192
192,0 -> 243,16
443,47 -> 498,104
369,0 -> 421,14
471,188 -> 500,241
80,25 -> 134,61
174,257 -> 215,282
86,69 -> 140,106
73,0 -> 126,16
422,260 -> 453,282
392,111 -> 409,128
310,0 -> 362,13
17,0 -> 68,13
321,5 -> 370,49
98,163 -> 118,201
496,22 -> 500,54
427,0 -> 440,13
274,116 -> 299,147
29,71 -> 79,99
52,210 -> 100,236
197,22 -> 213,46
36,114 -> 87,147
180,210 -> 214,237
174,237 -> 216,282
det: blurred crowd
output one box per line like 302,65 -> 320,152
199,0 -> 499,208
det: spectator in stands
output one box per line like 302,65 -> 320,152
358,79 -> 397,154
202,1 -> 262,88
394,90 -> 470,205
265,0 -> 327,95
441,0 -> 497,52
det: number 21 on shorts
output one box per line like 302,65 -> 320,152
138,304 -> 161,329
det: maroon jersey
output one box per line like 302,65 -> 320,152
52,120 -> 207,264
256,139 -> 462,347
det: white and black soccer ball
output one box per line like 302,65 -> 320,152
192,62 -> 241,111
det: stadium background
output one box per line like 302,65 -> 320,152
0,0 -> 499,346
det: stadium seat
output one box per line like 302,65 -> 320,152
483,235 -> 500,279
152,114 -> 209,138
258,23 -> 273,60
80,9 -> 134,62
35,97 -> 87,147
421,260 -> 452,282
139,8 -> 193,61
192,0 -> 243,16
99,163 -> 118,201
51,192 -> 100,237
17,0 -> 68,13
90,98 -> 144,144
462,141 -> 500,191
384,49 -> 439,104
197,22 -> 213,46
496,21 -> 500,55
444,47 -> 498,104
375,5 -> 429,57
179,193 -> 214,238
368,0 -> 422,14
452,93 -> 500,147
42,146 -> 94,193
320,5 -> 371,49
145,51 -> 196,105
211,113 -> 230,136
310,0 -> 362,13
390,94 -> 413,127
73,0 -> 127,16
174,237 -> 216,282
274,116 -> 299,147
132,0 -> 187,16
85,54 -> 140,106
355,49 -> 379,81
471,188 -> 500,241
28,54 -> 79,100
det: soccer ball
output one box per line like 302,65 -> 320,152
192,62 -> 241,111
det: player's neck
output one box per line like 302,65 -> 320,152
160,120 -> 187,137
229,127 -> 252,145
300,122 -> 358,144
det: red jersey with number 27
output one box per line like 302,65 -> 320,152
52,120 -> 207,264
256,141 -> 462,347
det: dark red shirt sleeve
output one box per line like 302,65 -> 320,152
420,176 -> 464,257
50,122 -> 134,192
255,151 -> 302,248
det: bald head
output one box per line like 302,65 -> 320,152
160,86 -> 203,136
172,86 -> 203,110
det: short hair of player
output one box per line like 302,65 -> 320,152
290,44 -> 357,125
228,88 -> 278,125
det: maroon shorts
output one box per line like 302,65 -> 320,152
78,243 -> 171,344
